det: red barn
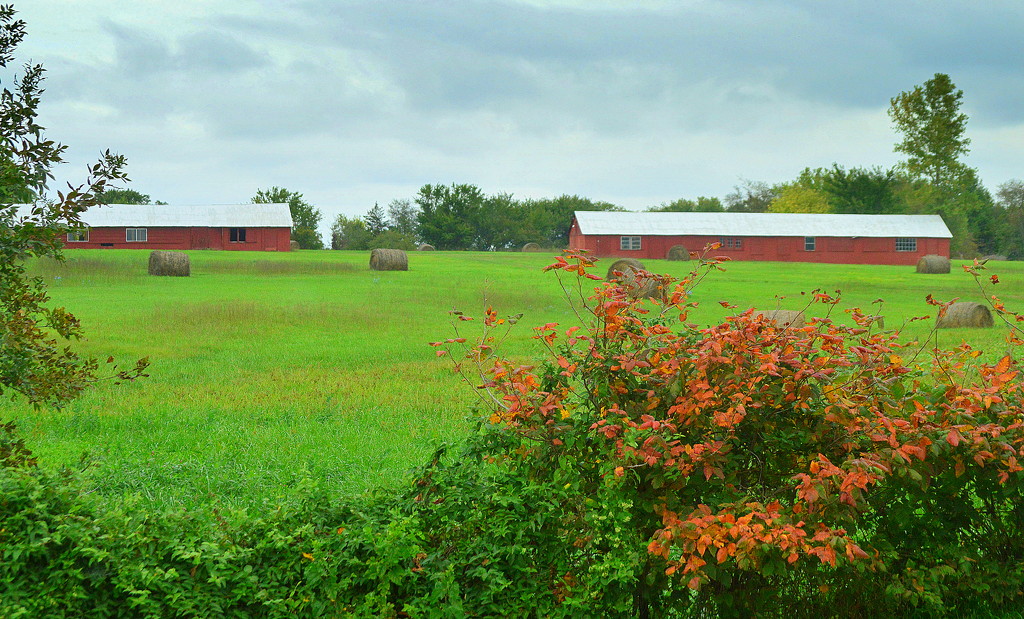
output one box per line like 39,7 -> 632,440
569,211 -> 952,265
44,203 -> 294,251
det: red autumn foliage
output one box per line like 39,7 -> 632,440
433,249 -> 1024,614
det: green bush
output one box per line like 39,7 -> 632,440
0,460 -> 426,617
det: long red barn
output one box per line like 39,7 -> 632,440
36,203 -> 294,251
569,211 -> 952,265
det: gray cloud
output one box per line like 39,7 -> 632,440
18,0 -> 1024,218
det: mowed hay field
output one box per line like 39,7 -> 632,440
8,249 -> 1024,511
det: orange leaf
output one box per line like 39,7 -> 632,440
995,355 -> 1012,374
716,546 -> 730,564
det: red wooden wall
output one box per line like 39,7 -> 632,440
63,227 -> 292,252
568,227 -> 950,266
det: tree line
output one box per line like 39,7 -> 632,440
330,189 -> 623,251
320,74 -> 1022,258
90,73 -> 1024,258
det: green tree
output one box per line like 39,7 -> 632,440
252,186 -> 323,249
769,185 -> 831,213
889,73 -> 973,189
415,183 -> 484,250
0,146 -> 34,204
472,192 -> 531,251
647,196 -> 724,212
363,202 -> 388,237
997,179 -> 1024,259
1,5 -> 147,408
887,74 -> 1002,256
821,165 -> 904,215
895,178 -> 976,256
329,214 -> 371,250
725,179 -> 776,212
524,194 -> 624,247
97,188 -> 164,205
386,198 -> 418,237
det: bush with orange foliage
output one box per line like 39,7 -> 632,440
424,250 -> 1024,616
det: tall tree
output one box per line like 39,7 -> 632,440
888,73 -> 973,189
363,202 -> 388,237
997,179 -> 1024,259
525,194 -> 624,247
251,186 -> 323,249
956,171 -> 1003,256
415,183 -> 483,250
472,192 -> 529,251
386,198 -> 418,237
1,5 -> 147,407
888,74 -> 994,255
822,165 -> 903,215
725,179 -> 776,212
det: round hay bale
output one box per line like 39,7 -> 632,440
606,258 -> 646,281
522,242 -> 542,252
370,248 -> 408,271
753,309 -> 805,328
417,243 -> 435,251
916,254 -> 950,274
936,302 -> 993,329
289,240 -> 300,251
605,258 -> 658,299
666,245 -> 690,261
148,251 -> 190,277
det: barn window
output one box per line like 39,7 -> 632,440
620,236 -> 641,251
804,237 -> 816,251
230,228 -> 247,242
895,238 -> 917,252
67,228 -> 89,242
719,237 -> 743,250
126,228 -> 148,242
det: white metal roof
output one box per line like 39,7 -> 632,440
12,203 -> 293,228
573,211 -> 953,239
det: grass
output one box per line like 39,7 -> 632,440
7,249 -> 1024,511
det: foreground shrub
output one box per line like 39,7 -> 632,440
425,251 -> 1024,616
0,460 -> 428,618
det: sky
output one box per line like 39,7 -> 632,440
10,0 -> 1024,237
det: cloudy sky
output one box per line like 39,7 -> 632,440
11,0 -> 1024,234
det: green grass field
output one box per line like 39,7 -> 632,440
6,249 -> 1023,511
